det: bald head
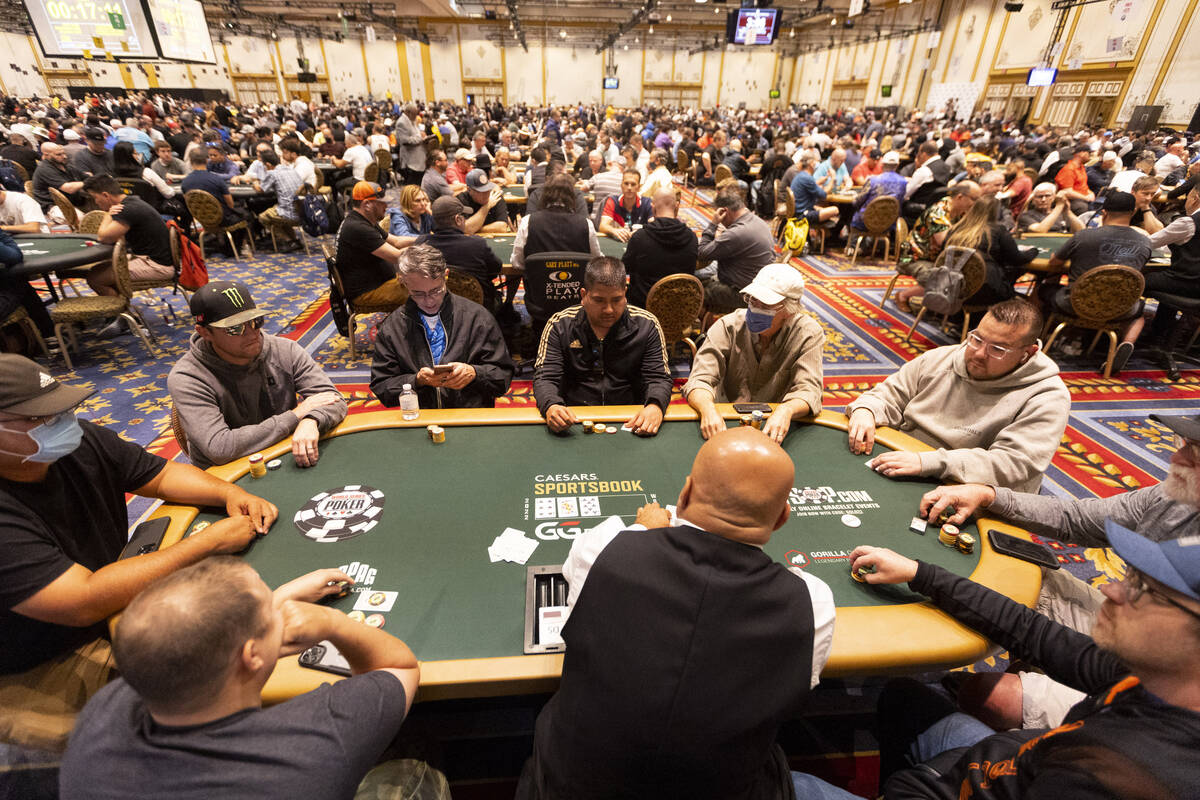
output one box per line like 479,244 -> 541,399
651,187 -> 678,218
678,427 -> 794,545
40,141 -> 63,157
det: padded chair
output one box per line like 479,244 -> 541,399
77,210 -> 107,234
374,149 -> 394,188
322,244 -> 403,359
1,307 -> 50,359
849,195 -> 900,266
48,187 -> 80,232
1043,265 -> 1145,378
184,189 -> 254,261
363,162 -> 380,184
713,164 -> 733,188
521,251 -> 591,335
903,246 -> 987,343
879,220 -> 916,308
10,161 -> 29,183
129,225 -> 188,325
674,149 -> 693,205
50,240 -> 159,369
645,273 -> 705,361
446,267 -> 485,307
169,403 -> 189,456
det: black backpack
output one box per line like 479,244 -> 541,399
301,192 -> 330,237
0,159 -> 23,191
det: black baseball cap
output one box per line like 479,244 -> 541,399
0,354 -> 93,416
465,168 -> 495,193
1150,413 -> 1200,442
1103,191 -> 1136,213
189,280 -> 266,328
84,127 -> 106,142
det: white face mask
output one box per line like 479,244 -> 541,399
0,413 -> 83,463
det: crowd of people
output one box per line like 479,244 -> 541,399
1,88 -> 1199,799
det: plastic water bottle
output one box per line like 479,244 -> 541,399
400,384 -> 419,420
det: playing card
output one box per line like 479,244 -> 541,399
579,495 -> 602,517
556,497 -> 579,517
534,497 -> 557,519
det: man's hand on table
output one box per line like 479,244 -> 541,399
698,407 -> 725,440
194,515 -> 261,554
292,418 -> 322,467
626,404 -> 663,436
225,488 -> 279,534
545,404 -> 578,432
274,568 -> 356,604
847,408 -> 876,454
867,450 -> 922,479
761,408 -> 792,444
849,546 -> 919,585
612,227 -> 632,243
635,501 -> 672,529
920,484 -> 996,526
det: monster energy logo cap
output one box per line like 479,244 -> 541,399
188,280 -> 267,328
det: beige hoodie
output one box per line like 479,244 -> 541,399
846,343 -> 1070,493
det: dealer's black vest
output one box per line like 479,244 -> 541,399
530,526 -> 817,800
1167,209 -> 1200,278
909,157 -> 951,207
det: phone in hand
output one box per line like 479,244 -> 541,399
298,641 -> 352,677
987,530 -> 1060,570
432,364 -> 453,375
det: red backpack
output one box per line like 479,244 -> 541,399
167,221 -> 208,290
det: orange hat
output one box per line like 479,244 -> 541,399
351,181 -> 385,201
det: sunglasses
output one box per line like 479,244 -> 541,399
212,317 -> 265,336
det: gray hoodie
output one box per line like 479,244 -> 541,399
167,332 -> 347,469
847,343 -> 1070,493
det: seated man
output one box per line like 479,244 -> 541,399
69,127 -> 114,178
370,244 -> 513,409
1043,191 -> 1152,374
639,148 -> 674,198
1017,182 -> 1083,233
1054,144 -> 1096,215
180,148 -> 250,254
685,264 -> 824,444
697,185 -> 779,310
205,143 -> 242,180
82,175 -> 175,298
148,139 -> 186,182
598,169 -> 652,243
917,410 -> 1200,732
533,257 -> 671,436
31,142 -> 85,213
416,196 -> 504,310
0,188 -> 48,234
459,168 -> 511,235
893,181 -> 980,311
789,155 -> 840,230
846,298 -> 1069,493
168,280 -> 346,470
335,181 -> 409,309
60,558 -> 426,799
0,230 -> 54,344
621,187 -> 698,307
792,524 -> 1200,799
0,355 -> 277,753
517,427 -> 835,800
848,151 -> 907,244
252,150 -> 304,252
813,147 -> 853,195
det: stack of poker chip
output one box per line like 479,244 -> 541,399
248,452 -> 266,478
751,410 -> 764,429
582,421 -> 595,434
938,523 -> 960,549
955,532 -> 976,554
426,425 -> 445,444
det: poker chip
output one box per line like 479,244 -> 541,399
850,564 -> 874,583
594,424 -> 608,434
266,459 -> 282,470
938,523 -> 960,549
956,532 -> 976,554
346,610 -> 366,623
368,591 -> 387,607
365,613 -> 385,628
293,485 -> 386,543
607,427 -> 618,434
840,514 -> 861,528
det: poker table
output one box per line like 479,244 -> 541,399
1018,232 -> 1170,272
228,184 -> 273,200
483,233 -> 626,274
502,184 -> 527,206
11,233 -> 113,280
147,406 -> 1041,704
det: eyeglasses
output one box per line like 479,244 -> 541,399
213,317 -> 265,336
1124,569 -> 1200,623
408,286 -> 446,301
965,331 -> 1020,359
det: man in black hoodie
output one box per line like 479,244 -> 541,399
622,188 -> 699,307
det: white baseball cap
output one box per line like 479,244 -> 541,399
742,264 -> 806,306
880,151 -> 901,166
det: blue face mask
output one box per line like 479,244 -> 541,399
744,308 -> 776,334
1,414 -> 84,463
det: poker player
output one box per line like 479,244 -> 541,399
0,355 -> 279,753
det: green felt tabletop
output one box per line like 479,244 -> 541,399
503,185 -> 526,200
186,420 -> 978,663
485,234 -> 626,267
12,234 -> 113,278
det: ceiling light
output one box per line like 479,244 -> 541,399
666,13 -> 672,21
831,17 -> 837,24
695,0 -> 706,3
559,28 -> 567,37
623,43 -> 629,49
789,28 -> 795,37
648,25 -> 653,33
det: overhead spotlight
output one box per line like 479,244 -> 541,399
623,43 -> 629,49
830,17 -> 837,24
649,25 -> 653,33
1003,1 -> 1023,9
559,28 -> 567,37
789,28 -> 794,37
666,13 -> 672,20
695,0 -> 706,3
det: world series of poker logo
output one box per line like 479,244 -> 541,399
293,485 -> 386,543
787,485 -> 879,517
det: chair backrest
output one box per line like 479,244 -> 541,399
78,210 -> 107,234
109,239 -> 133,300
861,195 -> 900,235
363,162 -> 380,183
714,164 -> 733,185
374,149 -> 393,171
675,149 -> 690,176
48,187 -> 79,230
117,177 -> 162,209
312,165 -> 325,190
169,404 -> 189,455
645,273 -> 705,348
185,189 -> 225,228
446,267 -> 485,306
522,251 -> 592,326
169,224 -> 182,272
781,186 -> 796,220
1068,264 -> 1146,321
24,180 -> 33,195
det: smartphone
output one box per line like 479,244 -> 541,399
119,517 -> 169,560
432,364 -> 453,375
732,402 -> 772,414
987,530 -> 1060,570
298,641 -> 352,677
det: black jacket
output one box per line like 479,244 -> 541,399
885,562 -> 1200,800
622,218 -> 700,307
533,305 -> 671,415
369,293 -> 514,409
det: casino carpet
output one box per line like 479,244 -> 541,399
6,192 -> 1196,798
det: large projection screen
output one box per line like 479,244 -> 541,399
24,0 -> 157,59
145,0 -> 216,63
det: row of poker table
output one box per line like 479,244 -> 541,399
144,406 -> 1040,705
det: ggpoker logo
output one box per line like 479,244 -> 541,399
535,520 -> 584,540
